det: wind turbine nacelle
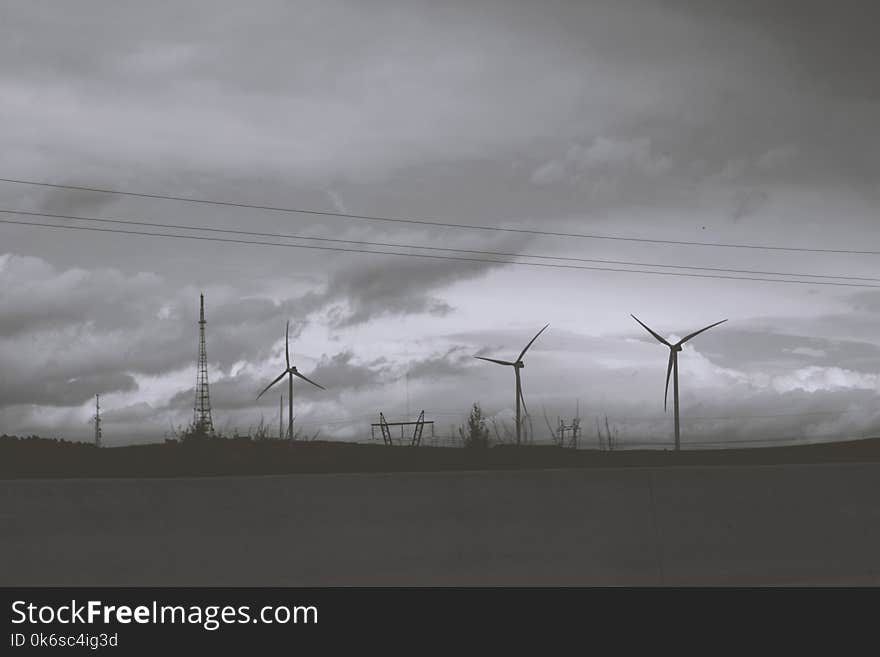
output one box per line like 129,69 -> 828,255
515,361 -> 525,369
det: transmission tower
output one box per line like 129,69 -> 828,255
570,399 -> 581,449
546,400 -> 581,449
370,411 -> 434,446
193,293 -> 214,434
93,393 -> 102,447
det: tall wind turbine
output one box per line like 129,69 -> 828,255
631,315 -> 727,451
257,321 -> 325,440
474,324 -> 549,446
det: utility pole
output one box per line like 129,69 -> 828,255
93,394 -> 102,447
193,293 -> 214,435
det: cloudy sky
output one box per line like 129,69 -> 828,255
1,0 -> 879,447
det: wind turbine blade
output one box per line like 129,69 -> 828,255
257,370 -> 288,400
677,319 -> 728,346
664,350 -> 674,411
293,370 -> 326,391
285,321 -> 290,369
474,356 -> 516,366
631,314 -> 671,347
517,323 -> 550,361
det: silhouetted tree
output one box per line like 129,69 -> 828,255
459,403 -> 490,449
251,414 -> 272,441
596,414 -> 620,451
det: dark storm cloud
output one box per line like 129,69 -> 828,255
2,0 -> 876,209
0,0 -> 606,187
0,239 -> 515,410
323,256 -> 497,327
295,351 -> 389,399
730,189 -> 770,222
0,370 -> 137,407
0,254 -> 161,338
167,374 -> 267,412
849,291 -> 880,314
0,253 -> 324,407
2,0 -> 876,257
727,294 -> 880,358
185,295 -> 327,369
451,324 -> 572,360
37,187 -> 120,217
530,137 -> 673,203
165,350 -> 389,412
661,0 -> 880,99
104,401 -> 157,424
406,346 -> 475,380
689,329 -> 880,375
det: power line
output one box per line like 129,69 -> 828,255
616,409 -> 871,422
620,433 -> 880,447
283,408 -> 879,436
2,176 -> 879,255
4,215 -> 880,288
683,410 -> 871,422
426,408 -> 869,423
3,208 -> 878,283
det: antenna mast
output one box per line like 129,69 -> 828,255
93,393 -> 102,447
193,293 -> 214,434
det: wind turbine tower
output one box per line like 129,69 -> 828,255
474,324 -> 549,446
193,293 -> 214,434
257,321 -> 326,440
631,315 -> 726,451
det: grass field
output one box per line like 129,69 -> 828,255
3,462 -> 879,586
4,435 -> 880,479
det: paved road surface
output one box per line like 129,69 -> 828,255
2,462 -> 879,585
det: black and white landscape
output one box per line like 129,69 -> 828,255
1,1 -> 879,586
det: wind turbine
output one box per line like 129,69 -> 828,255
257,321 -> 325,440
631,315 -> 727,451
474,324 -> 549,446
